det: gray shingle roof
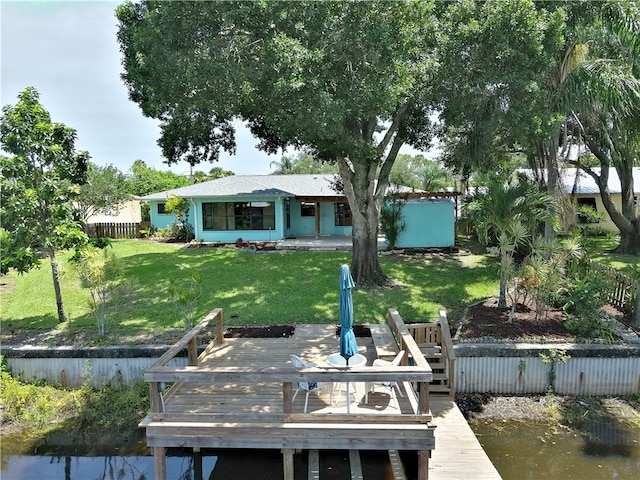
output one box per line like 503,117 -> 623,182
137,174 -> 342,201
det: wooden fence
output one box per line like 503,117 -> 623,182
87,222 -> 149,239
590,263 -> 638,315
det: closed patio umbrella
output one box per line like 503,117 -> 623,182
339,264 -> 358,365
339,264 -> 358,412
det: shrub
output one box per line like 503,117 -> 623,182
562,272 -> 615,341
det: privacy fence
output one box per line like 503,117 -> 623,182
87,222 -> 150,239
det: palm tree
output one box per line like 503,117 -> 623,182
465,174 -> 559,309
269,155 -> 295,174
563,1 -> 640,253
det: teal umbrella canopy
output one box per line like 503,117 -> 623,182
339,264 -> 358,364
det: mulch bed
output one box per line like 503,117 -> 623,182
223,324 -> 372,339
224,325 -> 295,338
459,298 -> 573,341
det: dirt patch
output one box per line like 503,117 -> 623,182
224,325 -> 295,338
457,393 -> 640,426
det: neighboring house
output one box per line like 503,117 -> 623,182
137,174 -> 456,248
86,200 -> 142,224
533,168 -> 640,232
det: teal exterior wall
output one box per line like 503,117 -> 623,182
149,196 -> 452,245
287,200 -> 317,236
149,197 -> 354,242
150,197 -> 286,242
286,200 -> 352,237
149,200 -> 194,231
395,198 -> 455,248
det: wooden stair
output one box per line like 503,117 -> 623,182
407,311 -> 456,398
373,310 -> 456,398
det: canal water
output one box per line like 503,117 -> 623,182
1,420 -> 638,479
470,419 -> 640,479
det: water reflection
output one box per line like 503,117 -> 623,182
6,418 -> 637,480
1,434 -> 396,480
2,454 -> 217,480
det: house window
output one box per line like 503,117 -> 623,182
334,203 -> 352,226
577,197 -> 597,210
301,202 -> 316,217
576,197 -> 598,223
157,203 -> 166,214
202,201 -> 276,231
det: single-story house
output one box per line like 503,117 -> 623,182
137,174 -> 456,248
86,200 -> 142,224
522,168 -> 640,232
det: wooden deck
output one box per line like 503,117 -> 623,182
140,309 -> 500,480
429,397 -> 502,480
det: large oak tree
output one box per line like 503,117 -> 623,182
565,1 -> 640,254
116,0 -> 439,287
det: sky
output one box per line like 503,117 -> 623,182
1,0 -> 429,177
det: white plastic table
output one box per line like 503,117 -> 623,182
325,353 -> 367,413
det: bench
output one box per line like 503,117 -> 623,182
369,324 -> 399,361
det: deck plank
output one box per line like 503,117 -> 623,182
429,397 -> 502,480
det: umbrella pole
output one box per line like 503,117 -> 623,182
346,357 -> 350,413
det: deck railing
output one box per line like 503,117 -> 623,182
144,308 -> 433,420
142,308 -> 435,480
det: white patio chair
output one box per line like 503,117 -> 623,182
365,350 -> 405,404
289,354 -> 320,413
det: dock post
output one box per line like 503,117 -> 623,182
282,448 -> 295,480
215,309 -> 224,345
153,446 -> 167,480
417,450 -> 430,480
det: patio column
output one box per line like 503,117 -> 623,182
314,202 -> 321,239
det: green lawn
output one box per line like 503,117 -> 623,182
0,240 -> 498,344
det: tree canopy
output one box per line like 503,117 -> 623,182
117,0 -> 440,286
270,151 -> 337,175
76,163 -> 132,223
127,159 -> 189,196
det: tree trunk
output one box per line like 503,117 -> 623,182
351,207 -> 388,288
48,247 -> 68,322
338,158 -> 389,288
616,220 -> 640,255
581,135 -> 640,254
544,136 -> 560,241
498,265 -> 508,310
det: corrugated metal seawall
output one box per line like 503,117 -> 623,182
3,357 -> 189,388
454,343 -> 640,395
2,343 -> 639,394
455,356 -> 640,394
1,346 -> 190,388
